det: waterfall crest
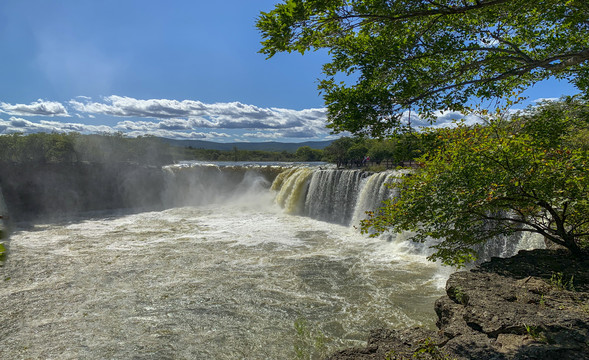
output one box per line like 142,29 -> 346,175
271,166 -> 545,259
350,170 -> 409,227
273,167 -> 313,214
163,162 -> 283,207
304,169 -> 365,224
271,167 -> 403,226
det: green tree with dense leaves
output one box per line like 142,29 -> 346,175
0,132 -> 176,165
258,0 -> 589,136
346,142 -> 369,164
295,145 -> 324,161
322,136 -> 355,166
366,139 -> 393,164
361,98 -> 589,266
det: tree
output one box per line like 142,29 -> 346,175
361,98 -> 589,266
258,0 -> 589,136
295,145 -> 324,161
346,142 -> 369,164
322,137 -> 355,166
366,139 -> 393,164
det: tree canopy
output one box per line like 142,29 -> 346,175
360,98 -> 589,266
258,0 -> 589,136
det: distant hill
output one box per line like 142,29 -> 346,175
159,138 -> 333,152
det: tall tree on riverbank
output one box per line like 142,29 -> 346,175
258,0 -> 589,264
257,0 -> 589,136
361,98 -> 589,266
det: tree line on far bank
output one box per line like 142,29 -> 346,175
0,132 -> 308,164
0,131 -> 430,166
0,132 -> 175,166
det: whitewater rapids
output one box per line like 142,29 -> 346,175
0,202 -> 448,359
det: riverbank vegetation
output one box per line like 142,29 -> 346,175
0,132 -> 306,164
258,0 -> 589,264
0,132 -> 175,165
361,97 -> 589,266
0,131 -> 432,165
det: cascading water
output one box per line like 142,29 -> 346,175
0,162 -> 543,359
350,170 -> 407,228
162,162 -> 284,207
303,169 -> 365,225
272,167 -> 313,213
272,166 -> 545,258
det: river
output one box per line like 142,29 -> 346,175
0,162 -> 537,359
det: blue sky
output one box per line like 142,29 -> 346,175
0,0 -> 581,142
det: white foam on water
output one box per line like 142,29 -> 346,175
1,204 -> 446,359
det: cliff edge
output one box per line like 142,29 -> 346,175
327,249 -> 589,360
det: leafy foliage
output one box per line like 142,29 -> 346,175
361,98 -> 589,266
294,145 -> 324,161
322,133 -> 433,166
258,0 -> 589,136
292,317 -> 330,360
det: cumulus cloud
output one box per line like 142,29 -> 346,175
2,94 -> 510,141
532,97 -> 559,104
64,95 -> 331,140
70,95 -> 328,130
0,94 -> 336,141
0,116 -> 113,135
0,99 -> 69,117
398,109 -> 502,129
242,132 -> 284,140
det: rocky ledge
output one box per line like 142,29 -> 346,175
328,249 -> 589,360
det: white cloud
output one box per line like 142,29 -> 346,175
70,95 -> 328,131
0,99 -> 69,117
1,95 -> 513,141
0,116 -> 113,135
532,97 -> 559,104
65,95 -> 332,140
398,109 -> 492,129
242,132 -> 282,139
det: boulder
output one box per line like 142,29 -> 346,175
327,249 -> 589,360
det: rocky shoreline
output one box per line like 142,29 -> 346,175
327,249 -> 589,360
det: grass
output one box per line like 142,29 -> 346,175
451,286 -> 469,305
549,272 -> 576,291
524,324 -> 548,343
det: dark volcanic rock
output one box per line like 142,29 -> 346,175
328,249 -> 589,360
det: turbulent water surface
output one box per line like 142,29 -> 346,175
0,164 -> 454,359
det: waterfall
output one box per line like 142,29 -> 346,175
304,169 -> 365,224
273,167 -> 313,214
271,166 -> 545,259
162,162 -> 283,207
350,170 -> 408,228
474,221 -> 546,262
271,167 -> 402,226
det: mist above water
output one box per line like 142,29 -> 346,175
0,162 -> 541,359
0,206 -> 445,359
